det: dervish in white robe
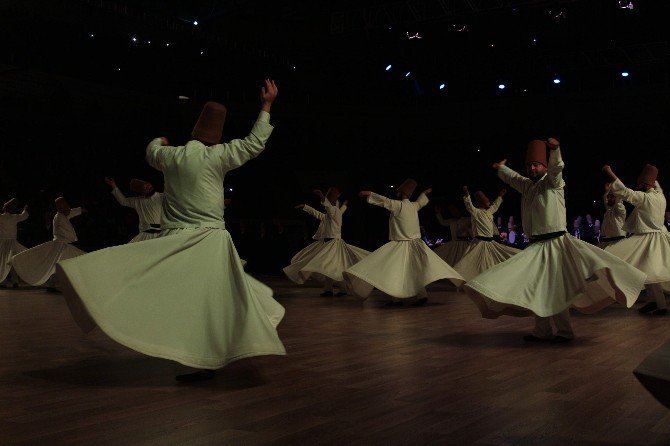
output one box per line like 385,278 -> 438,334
433,205 -> 472,266
284,188 -> 370,296
0,199 -> 29,287
343,179 -> 464,304
598,182 -> 627,249
453,187 -> 520,281
464,139 -> 646,342
604,164 -> 670,315
12,197 -> 86,288
106,177 -> 163,242
56,82 -> 285,379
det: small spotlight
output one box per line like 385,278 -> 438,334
228,188 -> 233,192
390,185 -> 394,189
89,33 -> 94,38
385,64 -> 392,71
193,20 -> 199,26
147,40 -> 151,44
476,148 -> 481,152
553,78 -> 561,84
439,83 -> 446,90
131,37 -> 137,42
490,43 -> 495,48
498,84 -> 506,90
405,71 -> 411,77
619,1 -> 634,10
532,38 -> 537,43
293,65 -> 296,70
621,71 -> 630,77
117,68 -> 121,71
200,51 -> 204,55
166,42 -> 171,47
593,200 -> 597,203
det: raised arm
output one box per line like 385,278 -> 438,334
415,188 -> 431,210
68,207 -> 83,219
603,164 -> 647,206
297,204 -> 326,221
219,80 -> 278,171
146,137 -> 170,171
107,178 -> 133,208
462,186 -> 476,214
16,206 -> 29,222
487,191 -> 505,214
360,191 -> 401,215
545,138 -> 564,189
495,159 -> 531,193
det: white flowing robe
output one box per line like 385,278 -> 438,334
599,191 -> 627,249
343,192 -> 464,299
0,210 -> 28,282
453,195 -> 520,281
12,208 -> 86,286
56,111 -> 286,369
111,188 -> 163,242
605,180 -> 670,285
464,148 -> 646,318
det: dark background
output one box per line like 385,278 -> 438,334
1,0 -> 668,266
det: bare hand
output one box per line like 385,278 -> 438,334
295,204 -> 305,209
104,177 -> 116,188
81,208 -> 88,214
546,138 -> 560,150
313,189 -> 325,199
602,165 -> 616,180
261,79 -> 278,112
499,188 -> 507,197
160,137 -> 169,146
604,182 -> 612,193
492,159 -> 507,170
224,198 -> 232,206
22,205 -> 28,212
462,186 -> 469,196
422,188 -> 433,195
358,191 -> 372,198
342,200 -> 348,207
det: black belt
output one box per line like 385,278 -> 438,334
456,237 -> 471,241
323,238 -> 333,242
529,231 -> 566,243
144,229 -> 162,234
600,235 -> 625,242
475,236 -> 494,241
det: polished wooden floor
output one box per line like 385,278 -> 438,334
1,278 -> 669,445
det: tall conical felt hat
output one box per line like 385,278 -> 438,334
637,164 -> 658,187
3,198 -> 17,213
474,191 -> 490,208
192,101 -> 227,145
397,178 -> 417,198
526,140 -> 547,167
326,187 -> 341,203
55,196 -> 70,213
130,179 -> 149,194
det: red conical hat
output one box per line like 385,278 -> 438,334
326,187 -> 341,203
55,197 -> 70,214
397,178 -> 417,198
474,191 -> 490,208
130,179 -> 149,194
3,198 -> 17,213
526,140 -> 547,167
637,164 -> 658,187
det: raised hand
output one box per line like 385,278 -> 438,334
22,205 -> 28,212
358,191 -> 372,198
104,177 -> 117,189
295,204 -> 305,209
492,159 -> 507,170
546,138 -> 560,150
422,188 -> 433,196
604,182 -> 612,193
261,79 -> 278,112
313,189 -> 325,200
160,137 -> 169,146
499,188 -> 507,197
602,165 -> 617,180
342,200 -> 349,207
462,186 -> 469,196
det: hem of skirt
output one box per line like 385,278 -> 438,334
343,269 -> 463,299
57,264 -> 287,369
465,265 -> 643,319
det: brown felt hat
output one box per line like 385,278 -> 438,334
192,101 -> 227,145
526,140 -> 547,167
326,187 -> 341,203
397,178 -> 417,198
3,198 -> 17,213
474,191 -> 490,208
637,164 -> 658,187
130,179 -> 150,194
55,197 -> 70,214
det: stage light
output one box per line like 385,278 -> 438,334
166,42 -> 171,47
439,83 -> 445,90
390,185 -> 394,189
200,51 -> 204,55
385,64 -> 392,71
117,68 -> 121,71
293,66 -> 296,70
193,20 -> 199,26
228,188 -> 233,192
405,71 -> 411,77
147,40 -> 151,44
178,95 -> 189,100
621,71 -> 630,77
532,38 -> 537,43
498,84 -> 506,90
553,78 -> 561,84
131,37 -> 137,42
89,33 -> 94,38
619,1 -> 634,9
406,32 -> 422,40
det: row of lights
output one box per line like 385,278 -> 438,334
386,65 -> 631,91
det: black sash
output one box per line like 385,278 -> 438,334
529,230 -> 566,244
600,235 -> 625,242
475,236 -> 494,241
